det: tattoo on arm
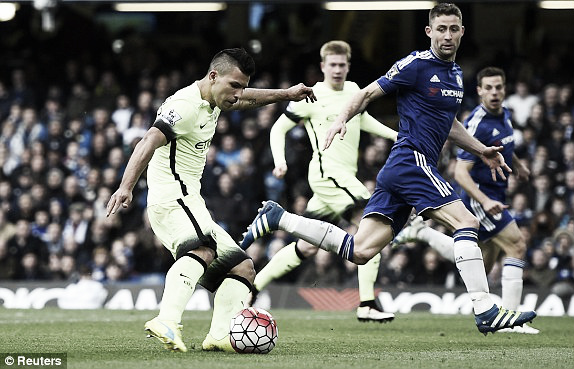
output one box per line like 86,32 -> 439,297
247,99 -> 257,106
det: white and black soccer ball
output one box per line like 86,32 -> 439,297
229,307 -> 278,354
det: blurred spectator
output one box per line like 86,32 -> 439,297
60,254 -> 79,280
358,144 -> 383,182
514,123 -> 538,160
13,192 -> 36,222
509,192 -> 533,227
6,219 -> 46,263
83,168 -> 102,203
0,239 -> 17,279
133,90 -> 155,128
524,103 -> 545,138
105,262 -> 125,283
66,83 -> 90,120
30,209 -> 50,241
92,71 -> 121,111
550,197 -> 571,229
44,222 -> 64,255
412,248 -> 453,287
379,250 -> 415,288
10,69 -> 35,107
14,252 -> 48,280
541,84 -> 560,126
207,172 -> 250,240
122,112 -> 147,148
64,118 -> 92,157
558,111 -> 573,141
152,75 -> 171,111
524,248 -> 556,287
89,246 -> 110,282
564,169 -> 574,203
111,94 -> 134,134
45,168 -> 65,201
215,134 -> 242,168
17,107 -> 46,146
0,209 -> 16,243
40,97 -> 65,125
505,80 -> 539,128
44,119 -> 67,154
550,229 -> 573,273
89,132 -> 109,168
201,146 -> 224,198
61,175 -> 87,207
297,249 -> 345,286
561,142 -> 574,173
531,172 -> 553,212
62,202 -> 89,247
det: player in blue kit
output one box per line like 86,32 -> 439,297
394,67 -> 538,333
241,3 -> 537,334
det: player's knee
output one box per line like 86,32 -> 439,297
176,237 -> 217,263
459,214 -> 479,230
178,246 -> 216,267
352,249 -> 372,265
229,258 -> 256,283
511,237 -> 527,259
298,242 -> 318,258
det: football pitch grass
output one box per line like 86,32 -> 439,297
0,308 -> 572,369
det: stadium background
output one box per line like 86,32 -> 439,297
0,0 -> 573,315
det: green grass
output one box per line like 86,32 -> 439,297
0,309 -> 572,369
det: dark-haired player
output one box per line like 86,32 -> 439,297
107,48 -> 315,352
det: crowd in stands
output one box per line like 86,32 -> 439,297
0,9 -> 572,301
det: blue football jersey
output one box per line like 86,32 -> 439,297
377,49 -> 464,166
457,105 -> 515,193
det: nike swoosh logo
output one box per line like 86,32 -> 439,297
159,321 -> 175,340
180,273 -> 191,279
199,122 -> 208,129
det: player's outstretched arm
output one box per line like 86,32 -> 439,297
324,81 -> 383,150
480,147 -> 512,181
235,83 -> 316,110
512,153 -> 530,181
270,114 -> 297,179
106,127 -> 166,216
359,112 -> 398,141
448,118 -> 511,181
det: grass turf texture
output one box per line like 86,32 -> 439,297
0,308 -> 572,369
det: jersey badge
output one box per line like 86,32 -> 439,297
385,64 -> 400,81
159,109 -> 182,126
456,75 -> 463,88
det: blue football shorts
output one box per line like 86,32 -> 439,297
364,145 -> 461,237
461,187 -> 514,242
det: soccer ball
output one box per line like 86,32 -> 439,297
229,307 -> 278,354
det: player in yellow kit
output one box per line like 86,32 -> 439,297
107,48 -> 315,352
244,41 -> 397,322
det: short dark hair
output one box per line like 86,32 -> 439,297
429,3 -> 462,25
476,67 -> 506,86
209,48 -> 255,77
